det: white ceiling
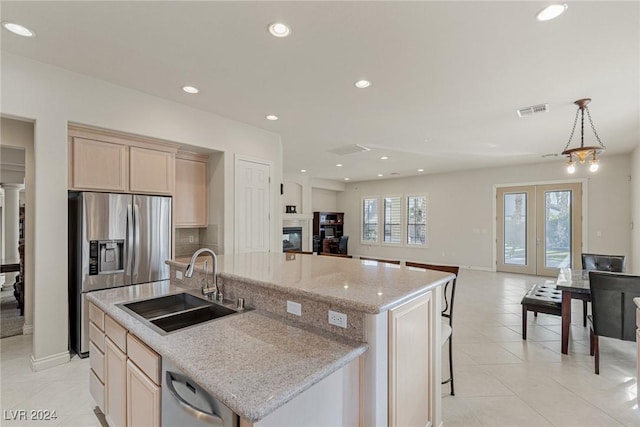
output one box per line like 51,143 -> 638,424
1,1 -> 638,182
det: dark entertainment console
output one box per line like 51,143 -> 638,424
313,212 -> 347,254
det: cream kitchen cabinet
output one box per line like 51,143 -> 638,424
89,303 -> 106,412
104,315 -> 128,427
129,146 -> 175,195
127,360 -> 160,427
68,125 -> 177,195
174,151 -> 208,227
388,291 -> 432,427
89,307 -> 161,427
70,137 -> 129,192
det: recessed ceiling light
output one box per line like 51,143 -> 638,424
336,163 -> 343,167
355,80 -> 371,89
377,174 -> 383,177
2,22 -> 35,37
268,22 -> 291,37
536,4 -> 568,21
266,115 -> 279,121
417,168 -> 425,172
380,156 -> 389,160
300,169 -> 307,173
344,178 -> 350,181
182,86 -> 199,94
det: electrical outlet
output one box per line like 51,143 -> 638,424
176,270 -> 183,280
189,235 -> 195,243
287,301 -> 302,316
328,310 -> 347,328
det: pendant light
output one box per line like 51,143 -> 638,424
561,98 -> 606,173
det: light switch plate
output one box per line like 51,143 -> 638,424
176,270 -> 183,280
287,301 -> 302,316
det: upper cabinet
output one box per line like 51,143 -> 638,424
68,125 -> 177,195
70,137 -> 129,192
129,147 -> 174,195
174,151 -> 208,228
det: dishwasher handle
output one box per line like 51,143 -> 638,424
165,371 -> 224,426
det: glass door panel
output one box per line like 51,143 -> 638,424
536,183 -> 582,276
543,190 -> 572,268
497,186 -> 535,274
504,193 -> 528,265
497,183 -> 582,276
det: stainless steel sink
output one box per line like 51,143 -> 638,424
150,304 -> 237,333
123,293 -> 212,319
117,292 -> 249,335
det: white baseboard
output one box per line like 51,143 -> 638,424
31,351 -> 70,372
22,323 -> 33,335
462,265 -> 496,272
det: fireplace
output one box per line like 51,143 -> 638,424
283,227 -> 303,252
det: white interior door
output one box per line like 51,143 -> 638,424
236,158 -> 271,253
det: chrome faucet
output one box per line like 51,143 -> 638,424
184,248 -> 218,298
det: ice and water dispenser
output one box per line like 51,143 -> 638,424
89,240 -> 125,275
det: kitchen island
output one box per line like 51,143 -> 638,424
89,252 -> 453,426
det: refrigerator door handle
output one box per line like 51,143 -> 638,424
127,203 -> 134,276
133,203 -> 141,276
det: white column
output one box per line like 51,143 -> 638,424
1,184 -> 22,289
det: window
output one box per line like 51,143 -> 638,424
383,196 -> 402,244
362,197 -> 378,243
407,195 -> 427,246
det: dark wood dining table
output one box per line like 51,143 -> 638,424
555,268 -> 591,354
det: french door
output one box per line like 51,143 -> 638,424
497,183 -> 582,276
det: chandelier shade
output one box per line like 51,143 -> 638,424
561,98 -> 606,173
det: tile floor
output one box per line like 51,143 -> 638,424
0,269 -> 638,426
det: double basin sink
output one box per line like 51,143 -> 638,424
118,292 -> 248,334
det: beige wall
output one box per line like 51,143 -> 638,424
0,118 -> 35,334
337,155 -> 631,270
312,188 -> 339,213
631,144 -> 640,273
1,53 -> 282,369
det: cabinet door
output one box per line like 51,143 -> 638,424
70,137 -> 128,191
175,158 -> 208,227
105,338 -> 128,427
129,147 -> 175,195
127,360 -> 160,427
388,292 -> 432,427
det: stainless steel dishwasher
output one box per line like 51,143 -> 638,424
162,359 -> 239,426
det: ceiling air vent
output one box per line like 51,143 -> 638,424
516,103 -> 549,118
327,144 -> 371,156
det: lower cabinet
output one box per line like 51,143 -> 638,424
88,305 -> 161,427
127,360 -> 161,427
637,306 -> 640,405
388,292 -> 432,427
105,338 -> 128,427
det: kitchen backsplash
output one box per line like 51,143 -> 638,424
175,228 -> 200,257
175,226 -> 221,257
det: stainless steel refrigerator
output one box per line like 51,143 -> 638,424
69,192 -> 172,357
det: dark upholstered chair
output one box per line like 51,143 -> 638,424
405,262 -> 459,396
359,257 -> 401,265
338,235 -> 349,255
588,271 -> 640,374
577,254 -> 627,327
582,253 -> 627,272
521,283 -> 562,340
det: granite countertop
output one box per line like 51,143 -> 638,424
169,252 -> 454,314
87,282 -> 367,422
